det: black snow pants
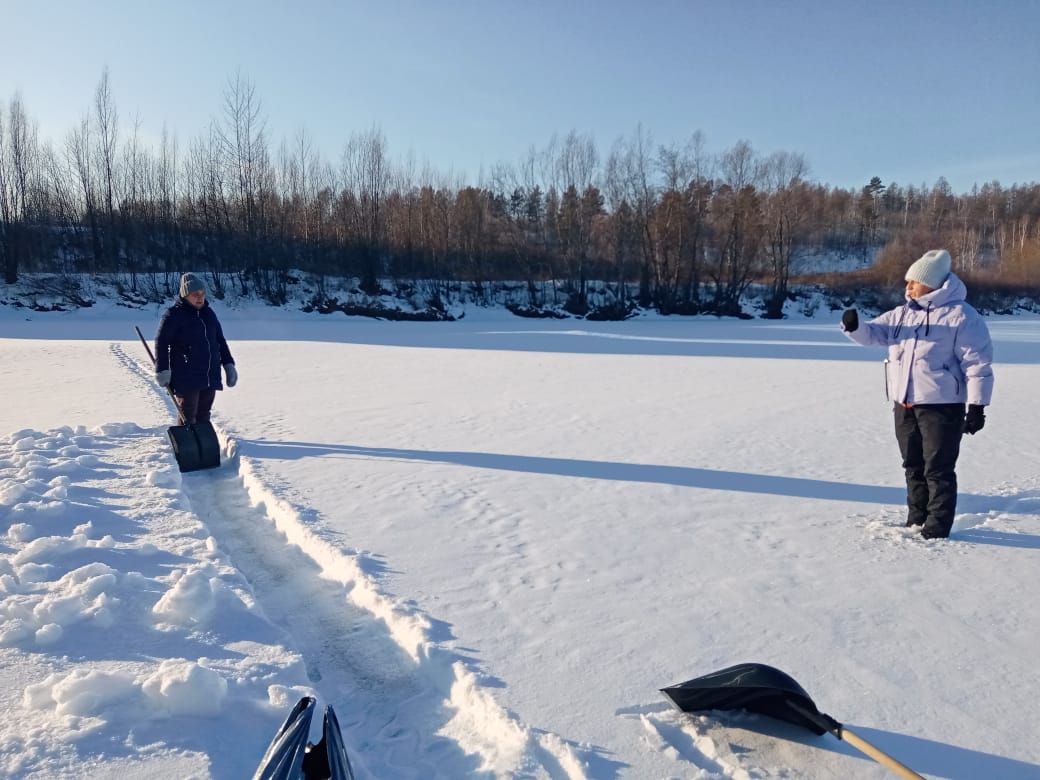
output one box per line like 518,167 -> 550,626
177,389 -> 216,425
893,402 -> 965,538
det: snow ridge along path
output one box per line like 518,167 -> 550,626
189,432 -> 591,778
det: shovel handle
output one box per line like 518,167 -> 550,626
135,325 -> 157,365
839,727 -> 925,780
786,701 -> 924,779
135,325 -> 185,425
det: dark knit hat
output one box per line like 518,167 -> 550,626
179,273 -> 205,298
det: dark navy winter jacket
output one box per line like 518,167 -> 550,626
155,298 -> 235,393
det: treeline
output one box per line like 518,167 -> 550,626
3,72 -> 1040,317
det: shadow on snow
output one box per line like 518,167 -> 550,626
241,439 -> 1040,549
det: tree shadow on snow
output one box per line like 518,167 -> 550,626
243,438 -> 979,507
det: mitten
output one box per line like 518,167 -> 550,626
963,404 -> 985,435
841,309 -> 859,332
223,363 -> 238,388
155,369 -> 172,387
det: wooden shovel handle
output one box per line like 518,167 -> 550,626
840,726 -> 925,780
786,702 -> 924,779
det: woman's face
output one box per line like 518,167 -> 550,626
905,279 -> 934,300
186,290 -> 206,308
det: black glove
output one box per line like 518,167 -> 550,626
963,404 -> 986,435
841,309 -> 859,332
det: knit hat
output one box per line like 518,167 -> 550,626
179,272 -> 205,298
905,249 -> 951,290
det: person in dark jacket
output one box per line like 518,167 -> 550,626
154,273 -> 238,425
840,249 -> 993,539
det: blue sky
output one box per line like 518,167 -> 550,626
3,0 -> 1039,194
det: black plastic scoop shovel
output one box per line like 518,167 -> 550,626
661,663 -> 924,779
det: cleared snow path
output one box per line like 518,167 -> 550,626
116,344 -> 590,779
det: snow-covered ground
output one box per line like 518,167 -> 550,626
1,299 -> 1039,779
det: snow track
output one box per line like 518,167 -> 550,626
631,707 -> 808,780
113,343 -> 589,778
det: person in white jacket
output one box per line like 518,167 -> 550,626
840,249 -> 994,539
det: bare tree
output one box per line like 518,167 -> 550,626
658,129 -> 710,191
339,125 -> 393,292
652,131 -> 714,312
452,185 -> 491,297
604,124 -> 656,305
277,127 -> 318,243
119,115 -> 146,285
554,130 -> 598,194
65,116 -> 103,271
928,177 -> 955,233
40,141 -> 82,234
0,98 -> 12,281
181,125 -> 235,296
94,68 -> 120,270
153,124 -> 181,277
760,150 -> 811,317
705,140 -> 764,314
217,71 -> 271,291
1,94 -> 41,282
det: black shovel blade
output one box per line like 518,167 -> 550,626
661,663 -> 839,736
302,704 -> 356,780
167,421 -> 221,472
252,696 -> 316,780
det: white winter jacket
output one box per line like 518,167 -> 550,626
843,272 -> 994,406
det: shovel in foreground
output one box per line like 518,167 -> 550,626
251,696 -> 356,780
662,662 -> 924,779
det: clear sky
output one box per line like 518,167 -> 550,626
3,0 -> 1039,194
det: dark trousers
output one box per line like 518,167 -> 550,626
893,403 -> 964,537
177,389 -> 216,425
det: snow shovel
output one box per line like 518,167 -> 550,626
135,325 -> 221,473
301,702 -> 356,780
661,663 -> 924,780
252,696 -> 315,780
252,696 -> 356,780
